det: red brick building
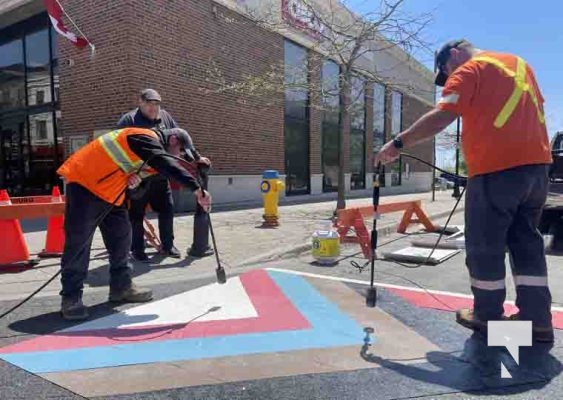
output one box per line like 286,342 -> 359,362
0,0 -> 436,206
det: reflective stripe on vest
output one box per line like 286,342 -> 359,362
98,130 -> 144,175
472,56 -> 545,128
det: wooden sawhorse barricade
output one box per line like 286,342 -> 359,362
334,200 -> 436,260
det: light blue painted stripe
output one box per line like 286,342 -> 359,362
0,271 -> 365,374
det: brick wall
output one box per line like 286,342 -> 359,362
58,0 -> 135,146
401,94 -> 434,173
127,0 -> 285,174
55,0 -> 432,182
58,0 -> 285,174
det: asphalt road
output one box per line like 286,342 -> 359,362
0,213 -> 562,399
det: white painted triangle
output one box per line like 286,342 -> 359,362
501,363 -> 512,378
63,277 -> 257,332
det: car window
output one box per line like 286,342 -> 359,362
554,134 -> 563,151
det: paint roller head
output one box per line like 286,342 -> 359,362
366,287 -> 377,308
216,267 -> 227,284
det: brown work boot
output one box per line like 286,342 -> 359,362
109,283 -> 153,303
507,313 -> 554,343
61,297 -> 89,321
456,308 -> 489,332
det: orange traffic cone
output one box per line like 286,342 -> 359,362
0,190 -> 37,269
39,186 -> 65,258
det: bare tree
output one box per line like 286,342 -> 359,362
202,0 -> 434,209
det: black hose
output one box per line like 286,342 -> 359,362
0,186 -> 127,320
0,153 -> 207,320
352,153 -> 467,277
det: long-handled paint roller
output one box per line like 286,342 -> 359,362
366,162 -> 382,307
195,164 -> 226,284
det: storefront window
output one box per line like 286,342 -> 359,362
0,39 -> 25,110
321,60 -> 339,192
0,13 -> 60,195
350,76 -> 365,190
390,90 -> 403,186
373,83 -> 385,152
284,40 -> 310,195
26,29 -> 51,107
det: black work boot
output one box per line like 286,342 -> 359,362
61,297 -> 89,321
159,245 -> 181,258
109,282 -> 153,303
507,313 -> 554,343
188,246 -> 214,258
131,251 -> 150,263
456,308 -> 488,332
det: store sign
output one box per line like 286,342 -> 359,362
281,0 -> 324,39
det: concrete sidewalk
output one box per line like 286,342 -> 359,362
2,190 -> 464,302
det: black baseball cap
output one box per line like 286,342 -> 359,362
434,39 -> 471,86
140,88 -> 162,102
159,128 -> 196,159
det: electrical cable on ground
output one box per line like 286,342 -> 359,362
0,188 -> 122,320
349,152 -> 468,309
0,152 -> 468,320
0,153 -> 224,321
350,185 -> 465,272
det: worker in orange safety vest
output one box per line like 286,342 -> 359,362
57,127 -> 210,320
375,39 -> 553,342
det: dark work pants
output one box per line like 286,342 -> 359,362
129,177 -> 175,254
465,164 -> 552,328
190,168 -> 210,254
60,183 -> 133,299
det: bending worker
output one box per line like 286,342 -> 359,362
375,39 -> 553,342
57,127 -> 211,321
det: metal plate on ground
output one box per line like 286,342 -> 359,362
411,235 -> 465,250
382,246 -> 461,265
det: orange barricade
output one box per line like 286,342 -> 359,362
0,190 -> 38,269
38,187 -> 65,258
0,188 -> 66,269
335,200 -> 436,260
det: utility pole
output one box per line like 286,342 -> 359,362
452,117 -> 461,199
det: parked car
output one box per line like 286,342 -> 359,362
440,172 -> 467,188
434,177 -> 454,190
549,131 -> 563,182
539,131 -> 563,251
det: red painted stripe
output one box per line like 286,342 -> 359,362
387,287 -> 562,329
0,270 -> 310,354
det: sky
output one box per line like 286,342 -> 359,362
348,0 -> 563,166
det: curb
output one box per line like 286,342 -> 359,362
239,205 -> 466,267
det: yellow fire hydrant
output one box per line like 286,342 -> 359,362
261,170 -> 285,226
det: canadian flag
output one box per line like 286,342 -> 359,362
43,0 -> 89,49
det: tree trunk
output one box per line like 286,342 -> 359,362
337,73 -> 351,210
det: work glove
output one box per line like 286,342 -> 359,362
195,188 -> 212,212
127,174 -> 142,190
126,174 -> 151,200
197,157 -> 211,167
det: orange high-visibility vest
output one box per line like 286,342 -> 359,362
57,128 -> 158,205
439,51 -> 551,177
470,55 -> 545,128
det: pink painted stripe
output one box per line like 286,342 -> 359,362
387,287 -> 563,329
0,270 -> 310,354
